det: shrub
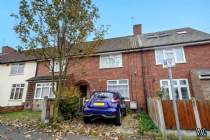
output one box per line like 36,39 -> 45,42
59,87 -> 80,120
139,111 -> 159,135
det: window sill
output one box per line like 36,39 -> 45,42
34,97 -> 55,100
155,62 -> 187,66
8,99 -> 23,101
99,66 -> 123,69
9,73 -> 24,76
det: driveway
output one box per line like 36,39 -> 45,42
0,125 -> 94,140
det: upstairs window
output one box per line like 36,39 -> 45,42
50,60 -> 66,72
10,63 -> 25,75
160,79 -> 190,100
10,84 -> 25,100
155,47 -> 186,65
100,54 -> 122,68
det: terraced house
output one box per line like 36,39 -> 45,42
1,24 -> 210,110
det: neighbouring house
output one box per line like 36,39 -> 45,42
0,46 -> 37,107
24,24 -> 210,111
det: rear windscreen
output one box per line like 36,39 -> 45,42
93,92 -> 114,99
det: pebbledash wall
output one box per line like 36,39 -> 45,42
0,61 -> 37,106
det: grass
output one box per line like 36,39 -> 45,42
139,111 -> 159,135
0,110 -> 41,122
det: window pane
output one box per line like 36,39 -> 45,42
175,48 -> 185,62
107,85 -> 129,98
17,64 -> 24,73
181,87 -> 189,99
180,80 -> 187,85
19,88 -> 23,99
119,80 -> 128,84
35,88 -> 41,98
14,88 -> 20,99
163,87 -> 170,99
41,87 -> 50,98
108,81 -> 117,85
11,64 -> 18,74
156,50 -> 164,64
174,87 -> 179,99
172,80 -> 177,85
165,50 -> 174,60
10,88 -> 15,99
161,80 -> 169,86
100,54 -> 122,68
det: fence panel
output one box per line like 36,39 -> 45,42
176,100 -> 196,130
162,100 -> 196,130
196,100 -> 210,130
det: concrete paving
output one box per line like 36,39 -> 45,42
0,125 -> 94,140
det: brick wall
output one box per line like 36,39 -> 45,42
0,105 -> 23,113
30,43 -> 210,109
143,44 -> 210,97
35,52 -> 146,109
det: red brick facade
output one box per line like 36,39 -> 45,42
28,43 -> 210,109
143,44 -> 210,98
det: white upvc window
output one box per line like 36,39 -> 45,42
34,83 -> 55,99
10,84 -> 25,100
107,79 -> 129,98
160,79 -> 191,100
49,60 -> 66,72
100,54 -> 122,68
10,63 -> 25,75
155,47 -> 186,65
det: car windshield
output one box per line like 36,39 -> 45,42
93,92 -> 114,99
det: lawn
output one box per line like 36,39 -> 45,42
0,110 -> 41,122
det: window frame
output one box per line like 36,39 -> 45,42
160,79 -> 191,100
155,47 -> 186,65
9,83 -> 25,100
107,79 -> 129,98
34,82 -> 56,99
10,63 -> 25,75
100,53 -> 123,69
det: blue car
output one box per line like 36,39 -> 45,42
83,91 -> 126,125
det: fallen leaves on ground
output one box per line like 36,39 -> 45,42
0,114 -> 139,140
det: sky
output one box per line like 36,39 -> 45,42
0,0 -> 210,52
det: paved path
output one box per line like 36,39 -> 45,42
0,125 -> 94,140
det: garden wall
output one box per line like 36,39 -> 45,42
0,105 -> 24,113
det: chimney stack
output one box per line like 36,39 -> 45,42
2,46 -> 16,54
133,24 -> 142,35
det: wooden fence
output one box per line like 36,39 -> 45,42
147,98 -> 210,133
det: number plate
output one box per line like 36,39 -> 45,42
94,102 -> 105,106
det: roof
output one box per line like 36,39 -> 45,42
27,76 -> 61,82
96,27 -> 210,53
0,51 -> 36,64
1,27 -> 210,63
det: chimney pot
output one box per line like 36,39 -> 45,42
133,24 -> 142,35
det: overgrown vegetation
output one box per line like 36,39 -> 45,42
139,111 -> 159,135
59,87 -> 80,120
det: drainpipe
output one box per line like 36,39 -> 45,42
137,35 -> 148,112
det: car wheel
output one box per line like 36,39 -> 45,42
84,117 -> 91,124
115,110 -> 122,126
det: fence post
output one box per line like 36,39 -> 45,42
41,96 -> 49,124
156,98 -> 166,136
192,98 -> 202,129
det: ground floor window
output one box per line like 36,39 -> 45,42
34,82 -> 55,99
10,84 -> 25,99
160,79 -> 191,100
107,79 -> 129,98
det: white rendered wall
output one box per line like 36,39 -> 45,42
0,61 -> 36,106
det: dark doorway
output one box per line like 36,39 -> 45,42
79,85 -> 88,98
